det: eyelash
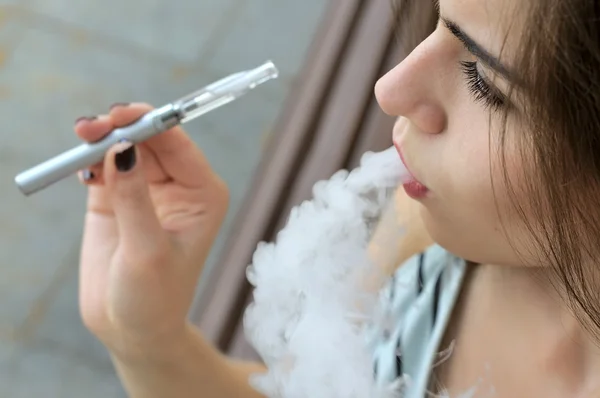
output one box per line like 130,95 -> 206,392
459,61 -> 505,111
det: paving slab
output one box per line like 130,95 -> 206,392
27,0 -> 239,62
205,0 -> 328,80
2,339 -> 125,398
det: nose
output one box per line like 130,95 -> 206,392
374,35 -> 447,135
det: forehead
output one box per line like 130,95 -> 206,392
442,0 -> 524,58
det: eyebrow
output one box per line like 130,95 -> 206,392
433,0 -> 515,82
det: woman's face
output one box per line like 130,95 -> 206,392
375,0 -> 535,266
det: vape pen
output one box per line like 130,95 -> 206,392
14,60 -> 279,196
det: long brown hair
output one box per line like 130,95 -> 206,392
394,0 -> 600,339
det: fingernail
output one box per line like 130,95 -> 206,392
109,102 -> 130,110
75,116 -> 97,124
115,140 -> 136,172
82,169 -> 95,181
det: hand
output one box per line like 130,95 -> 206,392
75,103 -> 229,359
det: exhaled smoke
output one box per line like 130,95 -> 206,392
244,146 -> 412,398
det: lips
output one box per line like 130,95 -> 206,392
393,141 -> 425,185
393,141 -> 430,199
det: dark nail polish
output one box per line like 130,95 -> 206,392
110,102 -> 130,110
75,116 -> 97,124
115,144 -> 136,172
82,169 -> 95,181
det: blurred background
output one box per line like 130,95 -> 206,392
0,0 -> 327,396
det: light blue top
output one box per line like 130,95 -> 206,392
371,244 -> 467,397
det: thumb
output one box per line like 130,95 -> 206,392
104,140 -> 165,252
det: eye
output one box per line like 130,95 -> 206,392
460,61 -> 506,110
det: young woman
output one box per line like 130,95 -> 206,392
73,0 -> 600,396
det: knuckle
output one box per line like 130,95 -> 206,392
123,238 -> 171,267
80,306 -> 108,336
114,176 -> 147,201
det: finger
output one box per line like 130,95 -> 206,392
78,168 -> 105,186
108,102 -> 147,126
110,103 -> 215,188
78,145 -> 165,187
103,140 -> 167,254
74,102 -> 141,143
74,115 -> 113,143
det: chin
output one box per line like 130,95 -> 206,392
419,205 -> 493,265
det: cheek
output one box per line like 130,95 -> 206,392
419,119 -> 527,265
433,124 -> 494,203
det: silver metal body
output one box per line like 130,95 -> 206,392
15,105 -> 180,196
14,61 -> 279,196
